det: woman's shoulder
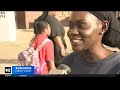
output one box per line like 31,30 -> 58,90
110,52 -> 120,65
114,52 -> 120,59
46,15 -> 59,23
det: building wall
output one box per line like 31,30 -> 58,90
16,11 -> 120,29
25,11 -> 71,29
15,11 -> 71,29
15,11 -> 26,29
0,11 -> 16,42
25,11 -> 43,29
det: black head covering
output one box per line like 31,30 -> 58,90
37,11 -> 48,21
89,11 -> 120,48
33,11 -> 48,35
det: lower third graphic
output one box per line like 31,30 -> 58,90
12,66 -> 34,77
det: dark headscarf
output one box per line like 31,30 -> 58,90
37,11 -> 48,21
33,11 -> 48,35
89,11 -> 120,48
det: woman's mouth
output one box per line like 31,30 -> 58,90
70,38 -> 83,45
71,39 -> 81,43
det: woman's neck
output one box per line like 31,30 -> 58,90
81,45 -> 114,61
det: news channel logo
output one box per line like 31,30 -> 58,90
5,66 -> 12,74
4,66 -> 12,77
4,66 -> 34,77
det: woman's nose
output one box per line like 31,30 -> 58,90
69,28 -> 79,35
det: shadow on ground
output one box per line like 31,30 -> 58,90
0,59 -> 18,64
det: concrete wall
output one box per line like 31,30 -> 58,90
0,11 -> 16,42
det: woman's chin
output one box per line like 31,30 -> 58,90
72,47 -> 82,52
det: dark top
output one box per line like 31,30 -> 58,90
45,15 -> 67,50
61,52 -> 120,74
35,15 -> 67,54
117,17 -> 120,22
45,15 -> 67,53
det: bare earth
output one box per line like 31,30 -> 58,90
0,27 -> 119,74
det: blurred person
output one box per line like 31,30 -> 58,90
117,17 -> 120,21
32,21 -> 56,74
35,11 -> 67,67
61,11 -> 120,74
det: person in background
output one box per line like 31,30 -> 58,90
35,11 -> 67,67
61,11 -> 120,74
32,21 -> 56,74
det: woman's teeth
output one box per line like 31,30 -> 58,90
72,40 -> 80,42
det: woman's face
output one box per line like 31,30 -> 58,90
68,11 -> 102,52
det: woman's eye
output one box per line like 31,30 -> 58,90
77,25 -> 82,28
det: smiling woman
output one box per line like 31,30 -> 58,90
61,11 -> 120,74
68,11 -> 103,52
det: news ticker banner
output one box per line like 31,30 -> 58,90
4,66 -> 34,77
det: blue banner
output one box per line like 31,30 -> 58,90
12,66 -> 34,77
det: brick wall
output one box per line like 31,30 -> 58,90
25,11 -> 43,29
16,11 -> 70,29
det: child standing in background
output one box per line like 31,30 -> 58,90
32,21 -> 56,74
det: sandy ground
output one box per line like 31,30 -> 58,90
0,27 -> 120,74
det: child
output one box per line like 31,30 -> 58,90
32,21 -> 56,74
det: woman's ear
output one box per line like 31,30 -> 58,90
102,20 -> 109,33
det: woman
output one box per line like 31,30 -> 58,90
33,21 -> 56,74
35,11 -> 67,67
61,11 -> 120,74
